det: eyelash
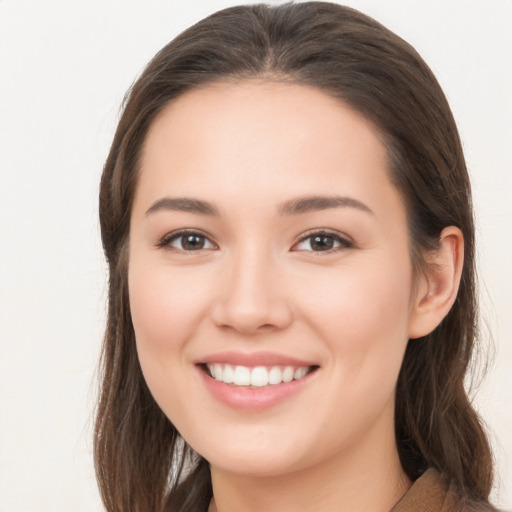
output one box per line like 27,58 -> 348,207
156,230 -> 217,252
292,229 -> 353,254
156,229 -> 353,253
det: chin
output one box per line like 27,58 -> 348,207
183,424 -> 326,478
205,450 -> 307,478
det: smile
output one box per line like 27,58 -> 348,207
205,363 -> 315,387
197,352 -> 320,410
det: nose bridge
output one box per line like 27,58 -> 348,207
212,240 -> 291,333
233,243 -> 272,304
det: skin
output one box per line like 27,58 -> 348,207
128,81 -> 463,512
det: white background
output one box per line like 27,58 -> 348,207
0,1 -> 510,510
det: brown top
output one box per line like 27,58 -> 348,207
392,469 -> 462,512
208,468 -> 494,512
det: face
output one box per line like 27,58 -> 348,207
129,82 -> 421,478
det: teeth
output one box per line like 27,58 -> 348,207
268,366 -> 282,385
282,366 -> 294,383
233,365 -> 251,386
250,366 -> 268,387
294,367 -> 308,380
206,363 -> 312,387
213,363 -> 223,381
223,364 -> 235,384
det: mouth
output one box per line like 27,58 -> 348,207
201,363 -> 319,388
196,352 -> 320,410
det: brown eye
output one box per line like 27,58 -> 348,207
159,231 -> 217,251
310,235 -> 335,251
181,234 -> 206,250
292,231 -> 353,253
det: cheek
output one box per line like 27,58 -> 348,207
295,258 -> 413,434
294,254 -> 413,371
128,259 -> 221,428
129,261 -> 213,349
127,257 -> 218,407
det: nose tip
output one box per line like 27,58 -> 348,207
210,264 -> 293,335
211,292 -> 293,334
213,306 -> 284,335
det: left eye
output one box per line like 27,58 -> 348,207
292,232 -> 352,252
159,231 -> 217,251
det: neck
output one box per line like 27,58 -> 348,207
209,423 -> 410,512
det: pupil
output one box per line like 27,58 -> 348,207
312,235 -> 334,251
183,234 -> 204,250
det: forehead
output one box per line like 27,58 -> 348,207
135,81 -> 403,222
144,81 -> 386,164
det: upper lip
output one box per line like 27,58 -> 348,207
196,351 -> 317,368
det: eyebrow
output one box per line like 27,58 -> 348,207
145,194 -> 373,217
145,197 -> 219,216
278,195 -> 373,216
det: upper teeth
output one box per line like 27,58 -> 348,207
206,364 -> 311,387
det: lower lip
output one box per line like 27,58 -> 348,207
198,366 -> 316,411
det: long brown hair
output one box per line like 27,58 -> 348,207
95,3 -> 495,511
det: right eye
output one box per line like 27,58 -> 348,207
158,230 -> 217,252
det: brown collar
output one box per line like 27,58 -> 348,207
391,469 -> 461,512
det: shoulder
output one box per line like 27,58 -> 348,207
391,469 -> 498,512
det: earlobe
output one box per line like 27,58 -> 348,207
408,226 -> 464,339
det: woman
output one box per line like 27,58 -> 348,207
95,3 -> 497,511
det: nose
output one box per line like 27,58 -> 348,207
210,247 -> 293,335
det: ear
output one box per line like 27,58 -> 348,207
408,226 -> 464,339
